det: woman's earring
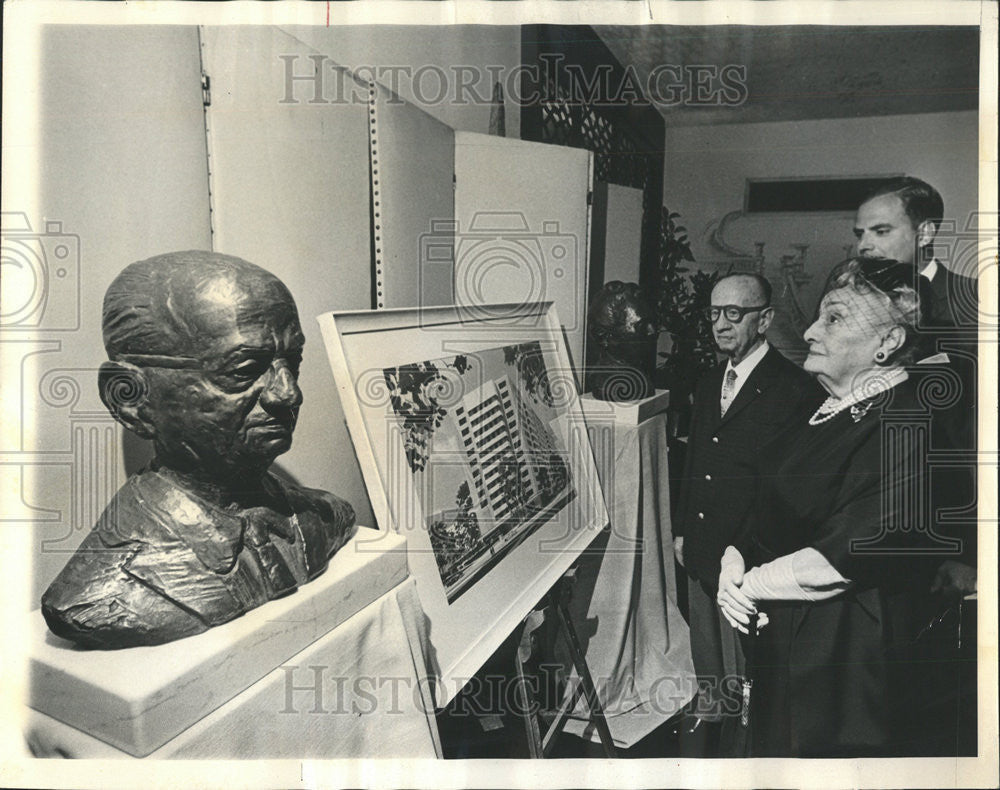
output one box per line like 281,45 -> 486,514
874,350 -> 887,363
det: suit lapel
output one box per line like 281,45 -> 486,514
704,363 -> 727,429
718,347 -> 777,426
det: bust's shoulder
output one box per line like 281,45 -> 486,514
91,469 -> 224,547
40,473 -> 218,648
89,471 -> 172,545
271,475 -> 355,526
269,475 -> 357,561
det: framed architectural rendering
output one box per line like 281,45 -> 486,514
319,302 -> 609,704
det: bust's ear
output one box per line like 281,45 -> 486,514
98,361 -> 155,439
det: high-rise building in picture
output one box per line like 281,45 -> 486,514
511,384 -> 562,490
453,373 -> 567,532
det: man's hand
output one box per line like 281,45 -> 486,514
673,536 -> 685,567
930,560 -> 977,598
716,545 -> 757,634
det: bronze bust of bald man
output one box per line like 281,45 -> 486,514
41,251 -> 356,649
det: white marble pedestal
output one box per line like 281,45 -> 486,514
27,531 -> 441,758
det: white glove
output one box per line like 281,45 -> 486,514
716,546 -> 760,634
741,548 -> 851,602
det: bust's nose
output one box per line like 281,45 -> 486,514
261,362 -> 303,409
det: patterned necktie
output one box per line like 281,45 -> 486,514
720,368 -> 738,417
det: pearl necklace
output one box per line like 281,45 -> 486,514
808,368 -> 908,426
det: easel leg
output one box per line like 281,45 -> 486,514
514,610 -> 546,758
513,573 -> 619,758
552,581 -> 618,758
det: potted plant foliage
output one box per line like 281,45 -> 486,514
654,207 -> 719,439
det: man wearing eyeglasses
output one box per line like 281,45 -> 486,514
673,272 -> 820,756
41,251 -> 356,649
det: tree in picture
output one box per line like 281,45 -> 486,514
428,481 -> 482,580
384,355 -> 472,473
503,343 -> 555,407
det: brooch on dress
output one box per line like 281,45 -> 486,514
849,401 -> 874,422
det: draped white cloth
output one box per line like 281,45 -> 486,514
561,413 -> 695,747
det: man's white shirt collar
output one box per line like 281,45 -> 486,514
917,258 -> 951,365
723,340 -> 769,400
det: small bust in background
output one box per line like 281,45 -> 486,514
41,251 -> 356,649
587,281 -> 658,401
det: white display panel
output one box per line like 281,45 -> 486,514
602,182 -> 645,285
454,132 -> 594,385
370,81 -> 456,310
201,26 -> 376,526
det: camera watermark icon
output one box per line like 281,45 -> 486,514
1,212 -> 81,332
422,211 -> 581,331
0,363 -> 122,552
0,214 -> 101,556
36,367 -> 122,552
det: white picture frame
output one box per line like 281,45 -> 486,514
318,302 -> 609,705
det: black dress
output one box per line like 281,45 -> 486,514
737,380 -> 946,757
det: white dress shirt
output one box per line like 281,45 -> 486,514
721,339 -> 770,406
920,258 -> 939,282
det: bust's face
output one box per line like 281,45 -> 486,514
142,272 -> 306,479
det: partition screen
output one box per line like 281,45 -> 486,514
369,81 -> 456,310
454,131 -> 593,385
202,26 -> 376,525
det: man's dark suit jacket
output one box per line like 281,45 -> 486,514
918,263 -> 979,566
674,345 -> 822,587
926,262 -> 978,331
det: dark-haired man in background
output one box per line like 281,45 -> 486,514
854,176 -> 978,597
855,175 -> 978,332
854,176 -> 978,754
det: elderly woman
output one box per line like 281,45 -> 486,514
716,257 -> 940,757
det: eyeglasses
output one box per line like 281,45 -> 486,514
702,304 -> 770,323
